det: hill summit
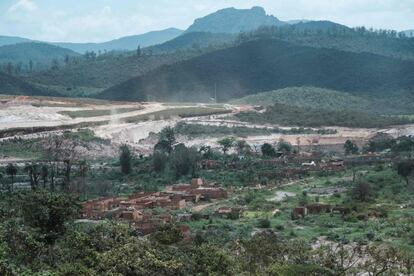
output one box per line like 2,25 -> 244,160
185,6 -> 285,34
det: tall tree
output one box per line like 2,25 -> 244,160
24,163 -> 41,191
6,164 -> 17,192
344,140 -> 359,155
120,145 -> 133,175
155,127 -> 176,154
261,143 -> 276,157
217,137 -> 235,154
396,160 -> 414,186
41,165 -> 49,189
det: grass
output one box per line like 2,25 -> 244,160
231,86 -> 414,115
0,138 -> 44,160
59,107 -> 141,118
235,103 -> 410,128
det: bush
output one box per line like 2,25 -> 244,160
257,218 -> 271,228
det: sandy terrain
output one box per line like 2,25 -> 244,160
1,96 -> 413,156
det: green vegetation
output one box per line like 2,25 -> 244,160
1,124 -> 413,274
59,107 -> 140,118
149,32 -> 236,54
0,138 -> 45,160
97,39 -> 414,103
0,71 -> 53,96
232,86 -> 414,115
0,42 -> 79,72
119,145 -> 133,175
24,51 -> 198,95
237,24 -> 414,60
235,103 -> 410,128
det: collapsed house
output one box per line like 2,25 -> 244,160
291,203 -> 351,219
82,178 -> 228,234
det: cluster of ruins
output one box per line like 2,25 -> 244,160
82,178 -> 227,234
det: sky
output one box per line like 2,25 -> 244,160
0,0 -> 413,43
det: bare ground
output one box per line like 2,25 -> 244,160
1,96 -> 413,157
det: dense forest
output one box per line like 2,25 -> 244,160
236,24 -> 414,60
98,38 -> 414,102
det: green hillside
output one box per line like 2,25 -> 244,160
0,72 -> 53,96
97,39 -> 414,102
0,42 -> 79,70
24,51 -> 197,95
0,35 -> 32,47
232,87 -> 414,115
150,32 -> 236,54
235,102 -> 410,128
237,25 -> 414,60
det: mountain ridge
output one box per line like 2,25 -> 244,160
185,6 -> 286,34
54,28 -> 183,53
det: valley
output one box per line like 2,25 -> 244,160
0,3 -> 413,275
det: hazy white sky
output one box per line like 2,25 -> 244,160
1,0 -> 413,42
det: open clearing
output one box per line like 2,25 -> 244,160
1,95 -> 413,157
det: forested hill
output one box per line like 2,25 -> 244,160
236,25 -> 414,60
232,87 -> 414,115
97,39 -> 414,102
0,72 -> 52,96
0,35 -> 32,47
149,32 -> 236,54
0,42 -> 79,70
24,51 -> 199,93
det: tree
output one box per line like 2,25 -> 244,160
6,62 -> 13,75
277,141 -> 293,154
315,243 -> 361,274
51,59 -> 59,70
78,160 -> 89,193
28,60 -> 33,72
153,151 -> 168,172
396,160 -> 414,186
155,127 -> 176,154
20,191 -> 80,245
136,45 -> 142,57
351,181 -> 372,201
120,145 -> 133,175
6,164 -> 17,192
44,134 -> 80,191
261,143 -> 276,157
170,144 -> 199,178
0,173 -> 3,191
236,140 -> 251,155
24,163 -> 41,191
41,165 -> 49,189
217,137 -> 235,154
344,140 -> 359,155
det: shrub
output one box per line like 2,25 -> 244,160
257,218 -> 271,228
